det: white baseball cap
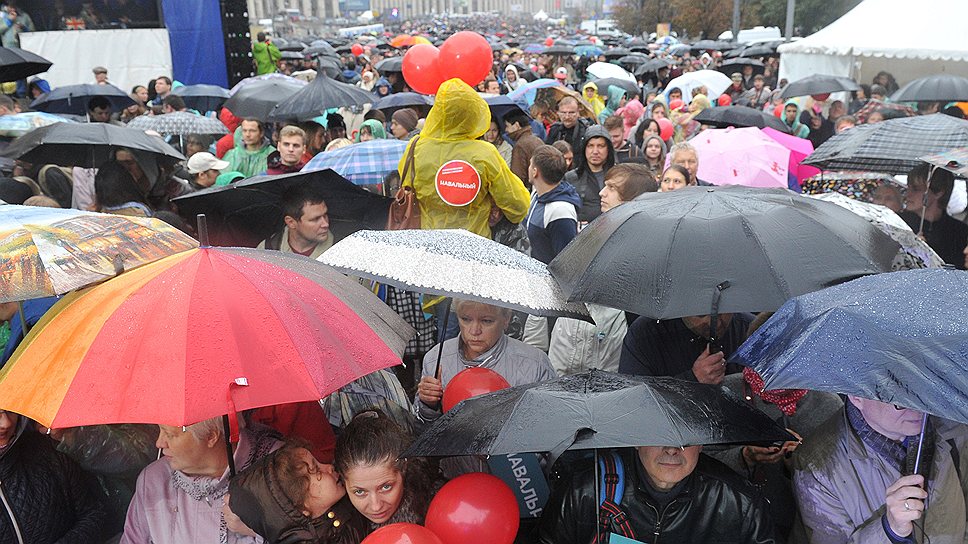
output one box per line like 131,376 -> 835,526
186,152 -> 229,174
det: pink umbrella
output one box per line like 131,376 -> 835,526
762,126 -> 822,184
684,127 -> 791,188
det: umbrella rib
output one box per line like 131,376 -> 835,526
643,384 -> 688,447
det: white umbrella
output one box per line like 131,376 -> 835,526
665,70 -> 732,104
319,229 -> 590,320
585,62 -> 635,83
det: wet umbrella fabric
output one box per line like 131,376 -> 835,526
126,111 -> 229,136
634,58 -> 674,76
0,204 -> 198,302
0,47 -> 52,81
403,371 -> 794,459
228,73 -> 307,96
0,122 -> 185,167
0,112 -> 75,138
803,113 -> 968,174
319,229 -> 591,320
172,84 -> 231,113
586,62 -> 635,83
693,106 -> 790,132
303,138 -> 408,186
223,77 -> 307,119
483,95 -> 530,120
686,127 -> 792,188
548,185 -> 899,319
543,44 -> 576,56
374,57 -> 403,73
267,73 -> 374,122
664,70 -> 732,104
372,92 -> 434,114
0,247 -> 414,429
602,47 -> 631,59
30,83 -> 136,116
591,77 -> 640,98
171,169 -> 391,247
890,74 -> 968,103
920,147 -> 968,177
718,58 -> 765,76
732,269 -> 968,424
780,74 -> 859,99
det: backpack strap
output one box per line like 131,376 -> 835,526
592,451 -> 637,544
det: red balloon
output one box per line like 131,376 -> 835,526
657,117 -> 674,141
351,43 -> 364,56
426,473 -> 519,544
544,37 -> 554,46
441,367 -> 510,412
774,104 -> 784,118
717,94 -> 732,106
362,523 -> 443,544
668,98 -> 684,111
438,31 -> 492,87
402,44 -> 444,95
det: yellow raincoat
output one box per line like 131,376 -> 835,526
582,82 -> 606,119
398,78 -> 530,238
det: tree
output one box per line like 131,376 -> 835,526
670,0 -> 732,38
613,0 -> 673,37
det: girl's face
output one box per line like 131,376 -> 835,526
645,139 -> 662,160
660,169 -> 688,192
360,128 -> 373,142
652,108 -> 665,121
342,460 -> 405,525
486,122 -> 501,144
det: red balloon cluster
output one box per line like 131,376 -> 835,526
351,43 -> 364,56
362,523 -> 442,544
441,367 -> 510,412
426,473 -> 520,544
402,31 -> 493,95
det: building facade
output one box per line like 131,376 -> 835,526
248,0 -> 559,21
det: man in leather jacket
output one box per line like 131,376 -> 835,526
538,446 -> 776,543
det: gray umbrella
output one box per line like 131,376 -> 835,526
267,73 -> 374,122
223,77 -> 307,119
318,229 -> 591,320
1,122 -> 185,167
891,74 -> 968,103
126,111 -> 229,136
780,74 -> 859,99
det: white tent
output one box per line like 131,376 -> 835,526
778,0 -> 968,87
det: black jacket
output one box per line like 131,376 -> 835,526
563,125 -> 616,223
538,450 -> 776,544
546,117 -> 593,154
0,421 -> 108,544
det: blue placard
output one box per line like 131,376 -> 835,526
609,535 -> 648,544
487,453 -> 550,518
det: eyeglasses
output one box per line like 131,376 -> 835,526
557,110 -> 579,116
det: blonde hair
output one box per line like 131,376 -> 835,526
324,138 -> 352,152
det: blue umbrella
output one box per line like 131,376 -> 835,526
575,45 -> 604,57
732,268 -> 968,424
523,43 -> 546,54
508,78 -> 560,107
303,139 -> 408,186
482,95 -> 531,121
372,92 -> 434,114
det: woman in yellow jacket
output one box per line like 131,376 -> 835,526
398,78 -> 530,238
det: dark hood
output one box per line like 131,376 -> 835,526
573,124 -> 615,176
537,180 -> 582,208
0,414 -> 29,463
229,452 -> 318,544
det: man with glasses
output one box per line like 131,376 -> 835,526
545,96 -> 592,155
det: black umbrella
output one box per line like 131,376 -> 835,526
634,57 -> 674,76
374,56 -> 403,73
739,43 -> 779,58
404,371 -> 794,459
602,47 -> 631,59
304,44 -> 338,57
483,95 -> 530,121
543,44 -> 576,56
548,185 -> 898,319
172,84 -> 230,113
690,40 -> 732,52
172,169 -> 391,247
30,84 -> 136,116
371,92 -> 434,116
591,77 -> 640,98
267,73 -> 374,122
780,74 -> 859,99
276,39 -> 306,52
316,57 -> 343,79
222,78 -> 306,119
0,122 -> 185,167
717,58 -> 765,76
803,113 -> 968,174
490,41 -> 508,51
693,105 -> 790,132
616,54 -> 648,67
0,47 -> 52,81
891,74 -> 968,103
280,50 -> 305,61
629,45 -> 651,54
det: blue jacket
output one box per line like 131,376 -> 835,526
2,296 -> 59,368
525,182 -> 581,264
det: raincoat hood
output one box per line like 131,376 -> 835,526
422,78 -> 490,142
690,94 -> 711,112
605,86 -> 627,110
355,118 -> 387,142
375,77 -> 391,96
783,99 -> 809,137
505,65 -> 519,79
537,180 -> 582,207
574,124 -> 616,175
582,81 -> 598,94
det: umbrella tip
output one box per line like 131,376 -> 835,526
196,214 -> 210,248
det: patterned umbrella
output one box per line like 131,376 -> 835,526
126,111 -> 228,136
303,139 -> 408,186
803,113 -> 968,174
318,229 -> 591,320
0,112 -> 76,138
0,205 -> 197,302
920,147 -> 968,177
853,99 -> 916,124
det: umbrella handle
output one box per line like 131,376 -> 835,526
196,214 -> 210,248
222,415 -> 237,478
433,299 -> 452,382
708,281 -> 731,353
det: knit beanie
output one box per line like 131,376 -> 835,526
392,108 -> 419,133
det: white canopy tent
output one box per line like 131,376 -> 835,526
778,0 -> 968,88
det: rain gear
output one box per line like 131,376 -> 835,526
563,125 -> 616,222
582,82 -> 606,118
398,78 -> 530,238
503,65 -> 524,93
615,97 -> 644,140
598,85 -> 626,123
374,77 -> 392,98
252,40 -> 282,75
782,99 -> 810,138
355,118 -> 387,142
223,134 -> 275,178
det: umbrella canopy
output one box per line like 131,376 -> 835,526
1,122 -> 185,168
0,47 -> 52,81
891,74 -> 968,103
482,95 -> 530,120
800,171 -> 899,202
585,62 -> 635,83
543,44 -> 576,56
280,50 -> 305,61
0,247 -> 414,429
374,56 -> 403,73
574,45 -> 603,57
808,192 -> 945,270
507,78 -> 560,105
0,205 -> 197,302
739,42 -> 780,58
616,54 -> 649,67
303,138 -> 408,186
276,39 -> 306,52
732,269 -> 968,424
602,47 -> 631,59
223,77 -> 307,119
228,73 -> 307,96
171,169 -> 391,247
591,77 -> 640,98
665,70 -> 732,104
634,57 -> 674,76
267,73 -> 374,122
920,147 -> 968,177
30,83 -> 136,116
853,99 -> 916,124
685,127 -> 792,188
693,106 -> 790,132
522,43 -> 546,54
404,371 -> 794,458
0,112 -> 76,138
803,113 -> 968,174
371,92 -> 434,115
319,229 -> 590,320
125,111 -> 228,136
172,84 -> 230,113
690,40 -> 733,52
780,74 -> 859,99
548,185 -> 899,319
761,126 -> 821,183
717,58 -> 765,76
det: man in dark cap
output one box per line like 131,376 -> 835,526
390,108 -> 418,140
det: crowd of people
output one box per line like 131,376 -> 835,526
2,8 -> 968,544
